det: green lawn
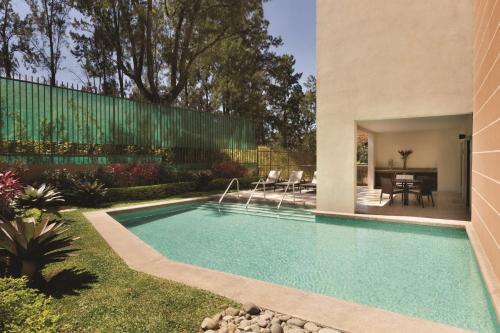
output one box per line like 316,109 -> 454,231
42,199 -> 234,332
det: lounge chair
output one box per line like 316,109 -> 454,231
301,171 -> 317,192
251,170 -> 281,192
275,170 -> 304,193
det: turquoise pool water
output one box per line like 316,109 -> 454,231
111,201 -> 499,332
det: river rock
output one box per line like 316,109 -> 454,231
242,302 -> 261,315
278,315 -> 291,321
304,322 -> 319,332
287,329 -> 305,333
271,323 -> 284,333
202,317 -> 219,330
258,318 -> 268,327
238,319 -> 252,329
226,307 -> 240,316
287,318 -> 306,328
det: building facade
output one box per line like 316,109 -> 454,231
317,0 -> 499,278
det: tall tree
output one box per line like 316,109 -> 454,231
180,2 -> 281,143
71,19 -> 119,96
24,0 -> 71,86
74,0 -> 264,104
300,75 -> 316,151
266,54 -> 304,148
0,0 -> 29,78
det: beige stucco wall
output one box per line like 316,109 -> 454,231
374,129 -> 463,192
317,0 -> 473,212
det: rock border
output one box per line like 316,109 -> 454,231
201,302 -> 342,333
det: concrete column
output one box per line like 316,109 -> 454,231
317,118 -> 357,213
367,132 -> 375,189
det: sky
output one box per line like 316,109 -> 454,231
13,0 -> 316,86
263,0 -> 316,82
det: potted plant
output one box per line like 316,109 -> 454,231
397,149 -> 413,169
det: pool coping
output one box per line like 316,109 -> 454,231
312,210 -> 468,228
465,223 -> 500,319
82,197 -> 477,333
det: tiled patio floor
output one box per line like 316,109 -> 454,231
227,186 -> 470,221
224,188 -> 317,208
356,186 -> 471,221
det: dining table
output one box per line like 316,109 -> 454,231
392,178 -> 422,206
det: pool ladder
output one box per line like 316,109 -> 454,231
218,178 -> 240,207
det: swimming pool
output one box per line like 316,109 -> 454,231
111,201 -> 499,332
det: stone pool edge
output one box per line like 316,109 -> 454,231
83,197 -> 472,333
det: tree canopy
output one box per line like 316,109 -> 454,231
4,0 -> 316,151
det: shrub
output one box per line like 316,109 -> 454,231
193,171 -> 213,190
16,184 -> 64,211
69,180 -> 108,207
40,168 -> 75,193
93,165 -> 116,188
107,163 -> 160,187
0,217 -> 79,281
158,160 -> 178,183
0,277 -> 68,332
212,161 -> 246,178
0,171 -> 23,220
0,160 -> 28,182
106,182 -> 197,202
206,177 -> 258,191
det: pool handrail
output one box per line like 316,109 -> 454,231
277,182 -> 296,209
218,178 -> 240,207
245,178 -> 265,209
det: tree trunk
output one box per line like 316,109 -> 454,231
21,260 -> 37,281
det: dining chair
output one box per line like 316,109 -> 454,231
395,174 -> 415,188
380,177 -> 403,205
409,177 -> 435,207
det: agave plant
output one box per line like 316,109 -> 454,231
70,180 -> 107,207
16,184 -> 64,211
0,217 -> 79,280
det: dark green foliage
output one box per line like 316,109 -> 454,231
69,180 -> 107,207
40,169 -> 75,193
106,182 -> 197,202
0,277 -> 68,332
193,171 -> 213,190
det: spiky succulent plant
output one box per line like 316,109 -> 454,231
70,180 -> 107,207
16,184 -> 64,211
0,217 -> 79,280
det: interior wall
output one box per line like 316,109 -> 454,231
374,129 -> 465,192
472,0 -> 500,280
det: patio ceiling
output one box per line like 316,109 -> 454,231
357,114 -> 471,133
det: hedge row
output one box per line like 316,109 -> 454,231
106,176 -> 258,202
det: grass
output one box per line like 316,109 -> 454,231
41,197 -> 235,332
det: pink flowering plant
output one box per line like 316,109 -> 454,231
0,171 -> 23,219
